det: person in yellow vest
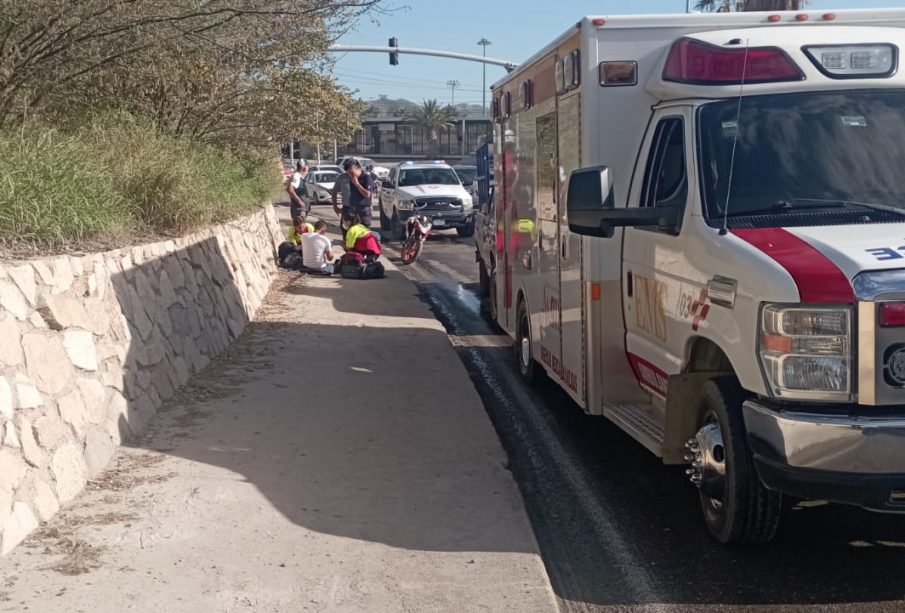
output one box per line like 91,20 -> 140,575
287,216 -> 314,246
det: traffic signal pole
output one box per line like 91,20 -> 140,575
329,43 -> 518,73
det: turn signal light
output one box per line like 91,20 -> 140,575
663,38 -> 804,85
880,303 -> 905,327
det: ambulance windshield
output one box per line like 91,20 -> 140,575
698,90 -> 905,226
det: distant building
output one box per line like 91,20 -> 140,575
342,97 -> 492,165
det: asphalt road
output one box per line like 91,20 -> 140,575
301,201 -> 905,613
370,220 -> 905,612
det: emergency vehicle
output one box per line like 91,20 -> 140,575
480,8 -> 905,543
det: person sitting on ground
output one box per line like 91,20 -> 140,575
287,215 -> 314,246
300,220 -> 335,275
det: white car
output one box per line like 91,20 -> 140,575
378,161 -> 475,239
305,170 -> 341,204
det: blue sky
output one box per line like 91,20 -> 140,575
333,0 -> 905,105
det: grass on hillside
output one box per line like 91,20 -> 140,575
0,114 -> 278,248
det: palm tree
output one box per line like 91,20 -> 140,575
399,99 -> 461,145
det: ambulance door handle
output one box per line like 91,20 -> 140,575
626,271 -> 633,297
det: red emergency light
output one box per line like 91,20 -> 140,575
663,38 -> 805,85
880,303 -> 905,327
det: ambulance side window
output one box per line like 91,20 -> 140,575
641,117 -> 687,223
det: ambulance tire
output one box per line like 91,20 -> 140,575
516,300 -> 537,385
457,219 -> 475,238
379,199 -> 390,231
697,377 -> 782,545
482,270 -> 499,327
478,259 -> 490,298
391,210 -> 405,242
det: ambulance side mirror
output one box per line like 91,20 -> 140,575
566,166 -> 617,238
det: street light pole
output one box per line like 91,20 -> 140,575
477,38 -> 492,116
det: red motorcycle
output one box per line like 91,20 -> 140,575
400,214 -> 432,265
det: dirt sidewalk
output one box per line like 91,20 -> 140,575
0,232 -> 557,612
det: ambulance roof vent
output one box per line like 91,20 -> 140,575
663,38 -> 804,86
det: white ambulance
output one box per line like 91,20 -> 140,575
482,8 -> 905,543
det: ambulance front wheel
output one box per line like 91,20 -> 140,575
516,300 -> 537,385
687,377 -> 782,544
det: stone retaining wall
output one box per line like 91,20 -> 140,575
0,204 -> 282,554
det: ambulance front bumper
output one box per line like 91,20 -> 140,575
743,400 -> 905,511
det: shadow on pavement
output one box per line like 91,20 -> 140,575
139,317 -> 536,555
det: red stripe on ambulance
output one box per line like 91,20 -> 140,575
731,228 -> 855,303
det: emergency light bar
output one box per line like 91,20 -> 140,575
803,44 -> 897,79
663,38 -> 804,85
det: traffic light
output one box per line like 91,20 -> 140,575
389,37 -> 399,66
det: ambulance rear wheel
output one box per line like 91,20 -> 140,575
478,259 -> 489,298
516,300 -> 537,385
688,377 -> 781,544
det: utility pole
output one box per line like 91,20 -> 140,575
447,80 -> 460,106
477,38 -> 492,116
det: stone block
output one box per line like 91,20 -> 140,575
33,413 -> 69,449
0,449 -> 26,491
50,256 -> 73,293
77,378 -> 107,424
58,389 -> 87,438
0,280 -> 28,321
15,384 -> 42,410
32,260 -> 54,285
128,287 -> 154,341
101,365 -> 124,392
3,422 -> 20,449
22,334 -> 72,394
84,429 -> 114,478
39,293 -> 90,331
0,377 -> 11,419
17,416 -> 44,467
0,488 -> 10,539
50,442 -> 87,503
105,394 -> 128,445
63,329 -> 98,371
31,476 -> 59,521
70,256 -> 84,277
28,311 -> 47,329
7,265 -> 36,307
2,502 -> 38,555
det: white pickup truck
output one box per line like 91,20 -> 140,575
378,161 -> 475,240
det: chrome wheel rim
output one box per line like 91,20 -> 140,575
520,335 -> 530,369
685,419 -> 727,510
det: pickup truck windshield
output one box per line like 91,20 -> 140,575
398,168 -> 460,187
698,90 -> 905,225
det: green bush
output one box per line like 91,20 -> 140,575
0,114 -> 278,247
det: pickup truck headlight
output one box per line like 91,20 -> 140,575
397,199 -> 415,211
758,304 -> 852,402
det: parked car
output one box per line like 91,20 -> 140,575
308,164 -> 343,174
379,161 -> 474,240
305,170 -> 341,204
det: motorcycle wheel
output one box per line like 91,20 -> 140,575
400,236 -> 422,265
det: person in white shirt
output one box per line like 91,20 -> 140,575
300,220 -> 335,274
287,160 -> 308,222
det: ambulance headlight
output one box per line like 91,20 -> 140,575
804,44 -> 897,79
758,305 -> 852,402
